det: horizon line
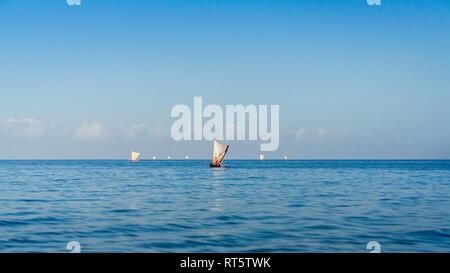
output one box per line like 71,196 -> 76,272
0,158 -> 449,161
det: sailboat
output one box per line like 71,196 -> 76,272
210,140 -> 230,168
129,151 -> 140,162
259,154 -> 265,160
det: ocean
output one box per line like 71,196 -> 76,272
0,160 -> 449,253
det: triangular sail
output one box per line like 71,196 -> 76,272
213,140 -> 229,164
131,151 -> 140,161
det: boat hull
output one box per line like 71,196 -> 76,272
209,163 -> 229,168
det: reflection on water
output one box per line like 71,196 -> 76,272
209,199 -> 224,212
210,168 -> 226,212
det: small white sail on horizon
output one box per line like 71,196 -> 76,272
260,154 -> 265,160
185,156 -> 189,160
284,155 -> 288,160
213,140 -> 229,165
130,151 -> 140,161
152,156 -> 156,160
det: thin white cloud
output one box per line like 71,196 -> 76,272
127,124 -> 151,138
296,128 -> 306,139
295,128 -> 331,141
4,118 -> 44,139
316,128 -> 328,139
118,124 -> 166,139
73,122 -> 105,141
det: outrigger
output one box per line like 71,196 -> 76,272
209,140 -> 230,168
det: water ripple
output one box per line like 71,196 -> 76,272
0,160 -> 449,252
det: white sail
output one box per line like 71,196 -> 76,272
130,151 -> 140,161
213,140 -> 229,164
260,154 -> 265,160
185,156 -> 189,160
152,156 -> 156,160
284,155 -> 288,160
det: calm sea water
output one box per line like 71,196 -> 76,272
0,160 -> 449,253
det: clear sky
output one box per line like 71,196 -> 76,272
0,0 -> 449,159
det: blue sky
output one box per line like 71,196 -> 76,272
0,0 -> 449,159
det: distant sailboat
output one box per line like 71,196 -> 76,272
167,156 -> 171,160
284,155 -> 288,160
185,156 -> 189,160
210,140 -> 229,168
260,154 -> 265,160
129,151 -> 140,162
152,156 -> 156,160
